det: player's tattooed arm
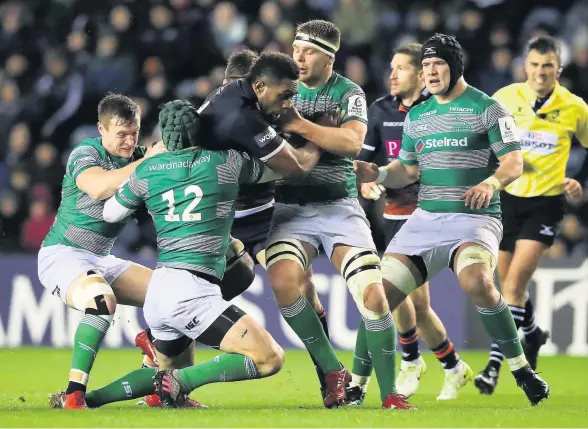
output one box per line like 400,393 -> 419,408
76,142 -> 166,200
279,107 -> 366,158
353,159 -> 419,189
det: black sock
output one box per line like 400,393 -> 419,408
522,298 -> 540,341
66,381 -> 87,395
431,338 -> 460,370
399,327 -> 420,362
317,308 -> 329,339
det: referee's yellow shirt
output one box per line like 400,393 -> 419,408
493,81 -> 588,197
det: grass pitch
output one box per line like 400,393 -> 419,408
0,348 -> 586,427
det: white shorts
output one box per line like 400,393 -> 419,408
266,198 -> 376,259
386,208 -> 503,280
143,267 -> 231,341
38,244 -> 133,304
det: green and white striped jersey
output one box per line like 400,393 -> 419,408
115,148 -> 264,279
42,138 -> 146,255
275,72 -> 368,204
399,86 -> 520,218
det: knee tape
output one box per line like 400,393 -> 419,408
455,245 -> 496,275
266,239 -> 309,270
340,248 -> 384,320
380,256 -> 418,296
226,237 -> 247,270
70,271 -> 114,311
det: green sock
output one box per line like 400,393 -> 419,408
69,314 -> 112,387
352,320 -> 373,377
364,313 -> 397,401
177,354 -> 259,391
85,368 -> 156,407
279,296 -> 340,373
478,295 -> 527,371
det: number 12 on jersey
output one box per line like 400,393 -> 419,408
162,185 -> 203,222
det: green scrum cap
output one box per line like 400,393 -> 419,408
158,100 -> 200,151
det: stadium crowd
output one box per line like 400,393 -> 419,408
1,0 -> 587,256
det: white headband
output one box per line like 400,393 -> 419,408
293,32 -> 338,58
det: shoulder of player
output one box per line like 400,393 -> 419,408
406,97 -> 434,119
331,73 -> 365,98
556,84 -> 588,112
369,94 -> 394,110
492,82 -> 523,100
67,137 -> 106,162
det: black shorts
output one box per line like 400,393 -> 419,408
383,218 -> 408,245
231,207 -> 273,264
499,191 -> 566,252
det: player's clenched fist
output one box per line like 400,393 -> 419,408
353,160 -> 379,183
278,106 -> 305,133
461,182 -> 495,210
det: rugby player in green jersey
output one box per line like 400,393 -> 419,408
61,100 -> 285,408
39,93 -> 169,409
264,19 -> 411,409
354,34 -> 549,406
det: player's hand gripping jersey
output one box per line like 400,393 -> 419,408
275,72 -> 367,204
399,86 -> 521,218
42,138 -> 146,255
493,82 -> 588,197
114,148 -> 264,280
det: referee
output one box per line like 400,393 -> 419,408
475,36 -> 588,395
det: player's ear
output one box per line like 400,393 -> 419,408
253,79 -> 266,97
327,56 -> 334,67
97,121 -> 105,136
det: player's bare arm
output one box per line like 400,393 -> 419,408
353,159 -> 419,189
76,142 -> 165,200
265,138 -> 321,178
280,106 -> 366,157
462,150 -> 523,210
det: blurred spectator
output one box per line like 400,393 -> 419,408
85,31 -> 136,96
0,190 -> 23,252
30,143 -> 63,202
5,122 -> 31,167
561,42 -> 588,101
210,2 -> 247,57
332,0 -> 375,51
20,184 -> 55,252
478,47 -> 514,96
34,49 -> 84,141
66,28 -> 93,71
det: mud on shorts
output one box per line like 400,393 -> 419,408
385,208 -> 503,280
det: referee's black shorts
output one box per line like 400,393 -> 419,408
499,191 -> 566,252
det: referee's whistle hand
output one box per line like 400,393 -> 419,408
564,178 -> 583,205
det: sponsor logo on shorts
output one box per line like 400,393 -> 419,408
540,224 -> 555,236
385,140 -> 401,158
185,316 -> 200,330
51,286 -> 61,298
254,127 -> 277,148
416,137 -> 469,152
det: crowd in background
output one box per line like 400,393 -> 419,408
1,0 -> 588,258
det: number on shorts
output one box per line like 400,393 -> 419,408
162,185 -> 203,222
